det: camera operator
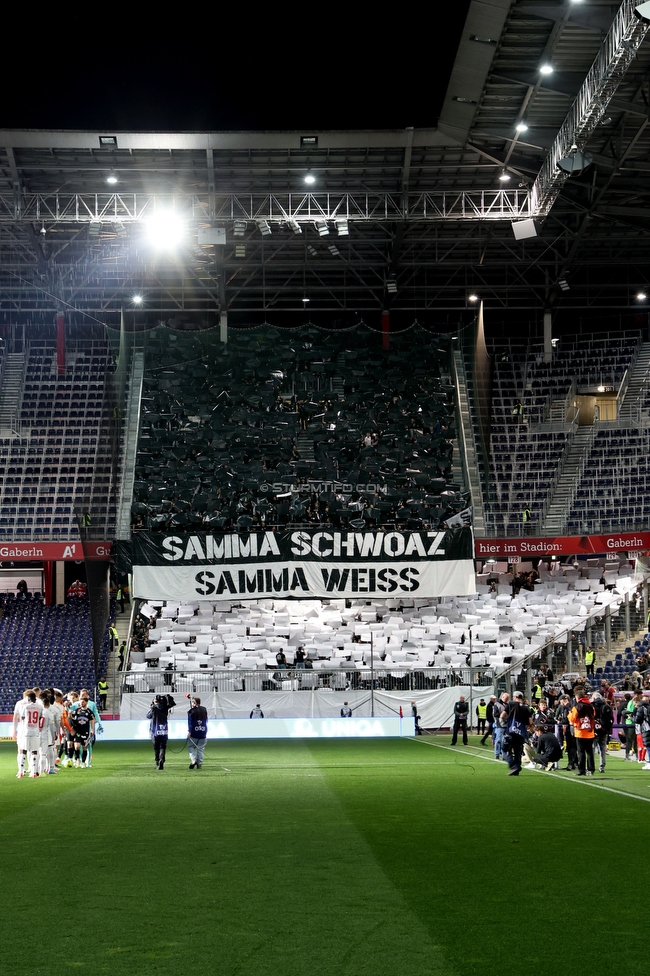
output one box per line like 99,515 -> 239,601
187,696 -> 209,770
147,694 -> 175,770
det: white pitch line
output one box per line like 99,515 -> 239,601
411,737 -> 650,804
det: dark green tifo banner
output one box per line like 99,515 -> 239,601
132,528 -> 474,601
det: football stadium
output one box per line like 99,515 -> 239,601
4,3 -> 650,974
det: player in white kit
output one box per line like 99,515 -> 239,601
22,691 -> 44,777
38,693 -> 57,775
12,690 -> 30,778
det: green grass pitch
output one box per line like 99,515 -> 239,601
2,736 -> 647,976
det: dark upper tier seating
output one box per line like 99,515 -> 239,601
478,331 -> 642,536
133,325 -> 469,532
0,335 -> 118,541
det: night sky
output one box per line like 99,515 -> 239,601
6,8 -> 472,131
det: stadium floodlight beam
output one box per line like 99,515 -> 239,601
540,63 -> 554,75
304,172 -> 316,185
132,294 -> 143,305
145,210 -> 187,250
635,2 -> 650,21
515,121 -> 528,132
636,291 -> 647,300
106,173 -> 118,184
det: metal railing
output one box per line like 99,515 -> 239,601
116,350 -> 145,539
120,665 -> 497,696
451,347 -> 485,534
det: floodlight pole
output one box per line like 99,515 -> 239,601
370,632 -> 375,718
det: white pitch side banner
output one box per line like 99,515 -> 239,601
132,528 -> 475,601
133,558 -> 475,601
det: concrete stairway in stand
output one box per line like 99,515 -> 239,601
103,603 -> 132,717
618,341 -> 650,420
541,426 -> 593,535
0,353 -> 25,437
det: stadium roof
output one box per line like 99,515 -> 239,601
2,1 -> 650,330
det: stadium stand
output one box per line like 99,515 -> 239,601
475,330 -> 645,536
0,331 -> 120,541
119,553 -> 641,711
0,595 -> 113,713
132,325 -> 468,533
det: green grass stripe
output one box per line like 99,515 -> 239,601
2,737 -> 648,976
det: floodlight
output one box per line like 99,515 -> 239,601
516,121 -> 528,132
557,145 -> 593,173
145,211 -> 187,249
256,219 -> 272,237
386,278 -> 397,294
636,291 -> 647,300
106,173 -> 118,185
307,244 -> 318,257
468,294 -> 479,303
304,172 -> 316,185
558,278 -> 570,292
287,218 -> 302,235
233,220 -> 247,237
540,64 -> 553,75
235,244 -> 246,258
499,171 -> 511,182
328,244 -> 340,256
597,385 -> 605,393
314,220 -> 329,237
335,218 -> 349,236
302,297 -> 310,303
132,294 -> 143,305
635,1 -> 650,20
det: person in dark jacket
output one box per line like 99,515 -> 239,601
147,694 -> 174,771
633,695 -> 650,771
524,728 -> 563,770
451,696 -> 469,745
591,692 -> 614,773
504,691 -> 533,776
187,696 -> 208,769
555,695 -> 577,770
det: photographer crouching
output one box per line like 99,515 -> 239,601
147,694 -> 175,770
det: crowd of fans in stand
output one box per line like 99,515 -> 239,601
131,326 -> 470,535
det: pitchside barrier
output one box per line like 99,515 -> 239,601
0,716 -> 414,741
